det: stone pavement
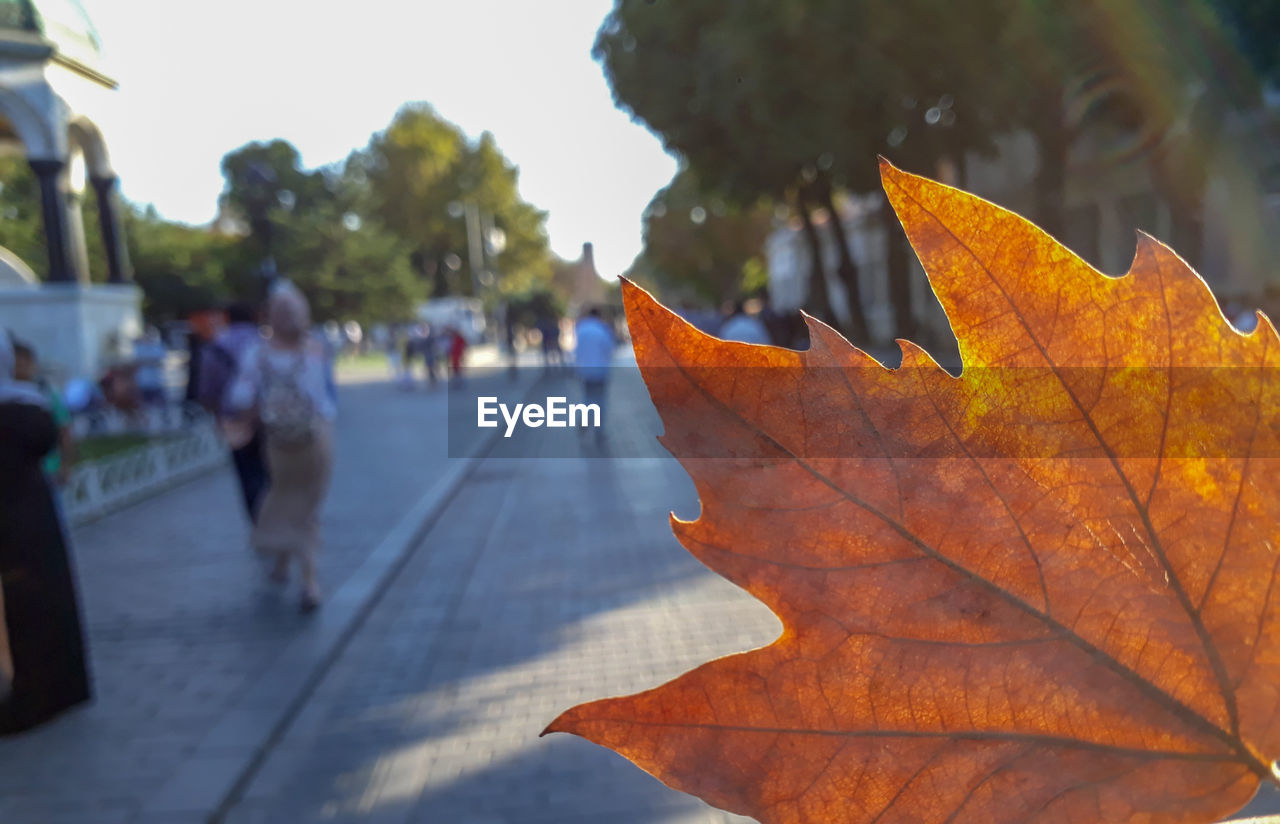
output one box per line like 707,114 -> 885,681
215,364 -> 777,823
0,363 -> 542,824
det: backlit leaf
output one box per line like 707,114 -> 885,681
545,160 -> 1280,823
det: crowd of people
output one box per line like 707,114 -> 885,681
0,280 -> 342,737
0,286 -> 769,738
677,295 -> 808,349
389,325 -> 469,388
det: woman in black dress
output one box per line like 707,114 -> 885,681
0,331 -> 91,733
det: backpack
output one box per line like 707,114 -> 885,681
258,348 -> 317,448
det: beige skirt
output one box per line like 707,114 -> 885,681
254,423 -> 334,560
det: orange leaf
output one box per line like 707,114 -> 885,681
544,160 -> 1280,823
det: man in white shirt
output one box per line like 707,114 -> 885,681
573,308 -> 616,439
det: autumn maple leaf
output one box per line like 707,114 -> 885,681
544,160 -> 1280,823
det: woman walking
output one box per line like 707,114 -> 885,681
227,283 -> 336,612
0,330 -> 92,733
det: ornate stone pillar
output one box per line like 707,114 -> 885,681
28,158 -> 72,283
64,186 -> 91,284
90,175 -> 131,283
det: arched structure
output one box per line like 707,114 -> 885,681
0,0 -> 139,381
0,0 -> 130,283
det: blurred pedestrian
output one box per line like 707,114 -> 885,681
370,323 -> 389,356
399,326 -> 420,389
133,327 -> 168,411
421,324 -> 443,386
343,320 -> 363,356
719,300 -> 772,345
227,282 -> 336,612
504,316 -> 519,380
383,325 -> 402,380
537,313 -> 563,368
574,307 -> 616,440
183,309 -> 221,422
448,327 -> 468,381
101,362 -> 140,416
198,301 -> 270,523
0,330 -> 92,733
12,340 -> 76,489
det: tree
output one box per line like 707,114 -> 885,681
981,0 -> 1272,266
596,0 -> 1280,341
0,155 -> 47,276
637,168 -> 772,306
220,139 -> 331,262
345,105 -> 554,302
125,205 -> 240,322
595,0 -> 1008,343
595,0 -> 855,332
1137,0 -> 1277,268
219,139 -> 424,323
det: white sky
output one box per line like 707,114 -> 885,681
78,0 -> 677,280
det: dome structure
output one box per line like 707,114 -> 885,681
0,0 -> 102,73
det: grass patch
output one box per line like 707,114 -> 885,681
336,352 -> 392,373
77,433 -> 153,462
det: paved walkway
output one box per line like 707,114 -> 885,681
0,364 -> 540,824
217,365 -> 778,823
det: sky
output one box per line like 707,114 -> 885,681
77,0 -> 678,280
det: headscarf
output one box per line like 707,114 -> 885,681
267,280 -> 311,345
0,330 -> 49,407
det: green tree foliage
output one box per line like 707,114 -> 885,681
0,156 -> 136,291
595,0 -> 1006,342
219,139 -> 332,259
125,205 -> 241,321
503,285 -> 565,329
218,139 -> 423,323
635,167 -> 772,306
596,0 -> 1280,336
345,104 -> 553,300
0,155 -> 46,275
0,155 -> 246,320
0,111 -> 558,326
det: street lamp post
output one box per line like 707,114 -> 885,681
257,256 -> 278,300
465,202 -> 484,295
245,162 -> 279,301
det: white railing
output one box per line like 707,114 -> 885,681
62,419 -> 226,526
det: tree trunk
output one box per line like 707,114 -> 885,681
885,209 -> 916,342
1149,102 -> 1216,272
418,249 -> 450,298
953,153 -> 968,190
1032,98 -> 1070,240
1166,198 -> 1204,270
796,196 -> 836,326
817,185 -> 871,346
